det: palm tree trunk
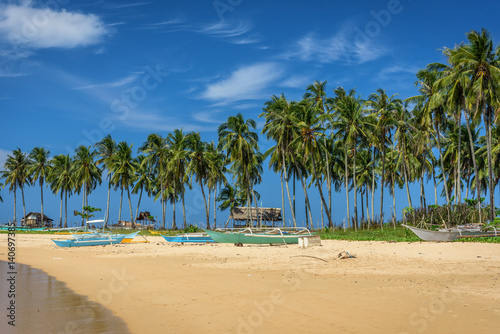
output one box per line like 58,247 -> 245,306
64,190 -> 68,228
200,181 -> 210,229
172,197 -> 177,230
353,146 -> 358,230
119,187 -> 123,223
213,187 -> 217,228
403,156 -> 413,209
309,152 -> 332,227
300,176 -> 313,227
485,108 -> 495,221
392,178 -> 396,228
59,191 -> 63,228
435,121 -> 450,203
127,187 -> 134,228
106,180 -> 111,227
40,181 -> 44,227
281,172 -> 285,228
344,145 -> 351,228
371,147 -> 376,228
182,190 -> 186,229
457,111 -> 462,204
465,110 -> 481,222
379,137 -> 386,227
21,187 -> 26,226
282,153 -> 297,227
135,187 -> 143,226
433,168 -> 438,205
13,188 -> 16,224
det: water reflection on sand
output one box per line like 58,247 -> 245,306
0,261 -> 130,334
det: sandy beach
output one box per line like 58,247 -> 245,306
1,234 -> 500,333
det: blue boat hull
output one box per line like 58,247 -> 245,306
162,235 -> 214,243
52,236 -> 125,248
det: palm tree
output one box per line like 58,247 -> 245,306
206,141 -> 227,228
73,146 -> 102,224
218,114 -> 260,227
291,99 -> 333,228
217,184 -> 245,227
29,147 -> 51,227
331,91 -> 375,229
186,132 -> 211,228
167,129 -> 190,229
132,154 -> 153,224
260,94 -> 299,227
49,154 -> 74,227
95,135 -> 117,227
2,148 -> 32,224
110,141 -> 137,227
139,134 -> 170,229
450,28 -> 500,221
366,89 -> 400,226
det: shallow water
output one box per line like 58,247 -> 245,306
0,261 -> 130,334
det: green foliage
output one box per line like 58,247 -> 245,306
183,224 -> 199,233
408,204 -> 488,227
75,205 -> 101,220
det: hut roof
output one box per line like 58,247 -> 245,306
229,207 -> 282,221
136,211 -> 155,222
21,212 -> 53,222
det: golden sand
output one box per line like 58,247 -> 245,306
1,234 -> 499,333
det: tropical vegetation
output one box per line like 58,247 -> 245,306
2,29 -> 500,230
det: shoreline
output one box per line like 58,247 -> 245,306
1,234 -> 500,333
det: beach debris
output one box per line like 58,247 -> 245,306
337,251 -> 356,260
290,255 -> 328,263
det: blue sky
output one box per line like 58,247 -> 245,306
1,0 -> 500,227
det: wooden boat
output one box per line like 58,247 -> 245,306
71,231 -> 140,243
52,235 -> 125,248
402,224 -> 498,242
203,227 -> 314,245
162,233 -> 214,243
0,225 -> 46,231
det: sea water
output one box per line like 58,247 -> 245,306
0,261 -> 130,334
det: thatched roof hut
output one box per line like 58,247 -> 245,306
229,207 -> 282,227
21,212 -> 53,227
136,211 -> 155,222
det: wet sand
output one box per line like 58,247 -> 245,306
1,234 -> 499,333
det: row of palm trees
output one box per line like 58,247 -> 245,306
2,28 -> 500,230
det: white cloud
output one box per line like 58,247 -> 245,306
283,31 -> 387,65
281,75 -> 311,89
201,63 -> 283,104
119,109 -> 213,132
0,1 -> 111,49
378,65 -> 419,80
197,20 -> 252,39
73,74 -> 140,90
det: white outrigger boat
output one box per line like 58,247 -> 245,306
402,224 -> 498,242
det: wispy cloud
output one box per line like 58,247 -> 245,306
0,1 -> 111,50
73,74 -> 140,90
119,109 -> 214,132
281,75 -> 312,89
378,64 -> 419,80
137,16 -> 259,45
282,30 -> 387,65
104,2 -> 152,10
200,62 -> 283,104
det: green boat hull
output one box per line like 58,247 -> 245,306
204,229 -> 304,244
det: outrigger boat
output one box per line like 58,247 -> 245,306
402,224 -> 498,242
52,235 -> 125,248
203,227 -> 315,245
162,233 -> 214,243
0,225 -> 46,231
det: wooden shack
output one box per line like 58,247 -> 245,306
136,211 -> 155,228
21,212 -> 53,227
229,207 -> 282,228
